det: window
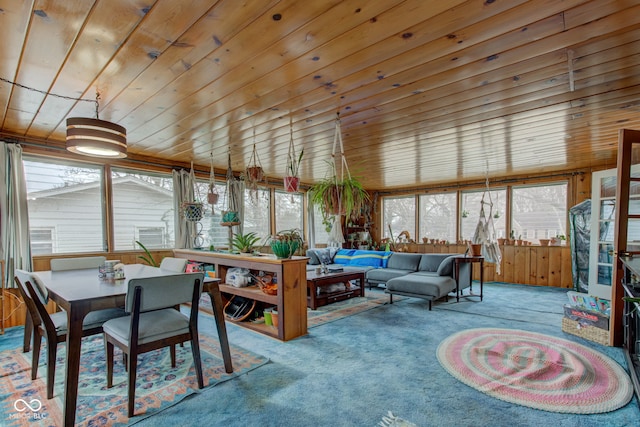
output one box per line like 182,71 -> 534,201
136,227 -> 165,248
311,203 -> 332,245
275,191 -> 303,233
460,189 -> 507,241
195,181 -> 228,249
243,188 -> 270,238
419,193 -> 457,243
383,196 -> 416,241
30,227 -> 55,255
511,183 -> 567,243
111,169 -> 174,250
24,158 -> 104,254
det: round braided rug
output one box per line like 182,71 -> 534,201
436,328 -> 633,414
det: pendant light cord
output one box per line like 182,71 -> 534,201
0,77 -> 99,111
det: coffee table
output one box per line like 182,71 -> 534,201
306,269 -> 366,309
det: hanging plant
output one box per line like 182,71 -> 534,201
207,152 -> 219,206
182,201 -> 204,222
308,114 -> 369,222
243,126 -> 265,197
284,117 -> 303,193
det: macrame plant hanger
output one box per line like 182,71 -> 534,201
328,113 -> 350,244
207,149 -> 219,211
472,169 -> 502,274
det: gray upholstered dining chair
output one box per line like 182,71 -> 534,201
50,256 -> 107,271
102,272 -> 205,417
14,270 -> 126,399
22,256 -> 107,353
159,257 -> 188,272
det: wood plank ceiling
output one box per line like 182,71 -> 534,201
1,0 -> 639,191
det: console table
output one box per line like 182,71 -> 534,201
174,249 -> 308,341
454,255 -> 483,302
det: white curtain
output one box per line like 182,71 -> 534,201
172,169 -> 197,249
1,142 -> 32,286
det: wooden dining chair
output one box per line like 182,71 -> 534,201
102,272 -> 205,417
159,257 -> 188,272
22,256 -> 108,353
14,270 -> 126,399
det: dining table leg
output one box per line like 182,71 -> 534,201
62,304 -> 88,427
206,282 -> 233,373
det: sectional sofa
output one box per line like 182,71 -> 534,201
306,248 -> 472,310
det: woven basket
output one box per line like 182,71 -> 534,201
561,317 -> 610,346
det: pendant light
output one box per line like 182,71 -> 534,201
66,92 -> 127,158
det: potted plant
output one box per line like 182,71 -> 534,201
308,174 -> 369,220
182,201 -> 204,222
232,232 -> 261,254
268,228 -> 304,259
284,120 -> 303,193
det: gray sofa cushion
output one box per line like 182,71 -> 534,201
436,255 -> 458,277
387,253 -> 422,271
366,268 -> 414,284
418,253 -> 451,272
386,273 -> 457,299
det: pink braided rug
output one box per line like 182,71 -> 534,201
436,328 -> 633,414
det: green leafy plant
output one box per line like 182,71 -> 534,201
287,148 -> 304,177
269,228 -> 304,259
308,173 -> 369,221
232,232 -> 261,253
135,240 -> 159,267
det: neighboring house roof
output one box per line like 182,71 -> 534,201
27,176 -> 173,199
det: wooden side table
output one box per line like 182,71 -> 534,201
454,255 -> 484,302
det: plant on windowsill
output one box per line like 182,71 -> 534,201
268,228 -> 304,259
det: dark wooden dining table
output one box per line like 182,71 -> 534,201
34,264 -> 233,427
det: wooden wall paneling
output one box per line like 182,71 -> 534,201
560,247 -> 574,289
547,246 -> 562,287
534,247 -> 550,286
513,246 -> 528,284
501,245 -> 515,283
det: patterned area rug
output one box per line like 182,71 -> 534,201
199,291 -> 393,329
0,332 -> 268,426
437,328 -> 633,414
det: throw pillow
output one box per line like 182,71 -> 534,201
334,249 -> 356,265
436,255 -> 457,276
306,249 -> 320,265
317,248 -> 333,265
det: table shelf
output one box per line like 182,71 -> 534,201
174,249 -> 308,341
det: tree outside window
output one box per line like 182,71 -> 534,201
419,193 -> 456,243
511,183 -> 567,243
460,189 -> 507,241
383,196 -> 416,241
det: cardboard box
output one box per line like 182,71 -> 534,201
563,305 -> 609,330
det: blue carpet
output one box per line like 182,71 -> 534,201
4,282 -> 640,426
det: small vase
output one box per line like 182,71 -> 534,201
469,243 -> 482,257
